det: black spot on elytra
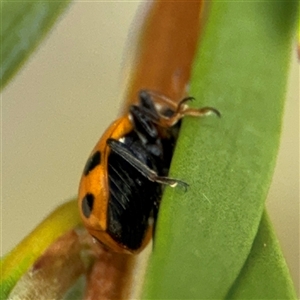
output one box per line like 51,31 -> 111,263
82,193 -> 94,218
84,151 -> 101,175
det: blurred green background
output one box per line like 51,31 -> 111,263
1,1 -> 298,294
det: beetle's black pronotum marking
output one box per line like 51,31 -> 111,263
84,151 -> 101,176
138,90 -> 160,121
130,106 -> 158,141
82,193 -> 95,218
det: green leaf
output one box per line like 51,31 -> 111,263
227,211 -> 297,299
0,1 -> 71,91
143,1 -> 297,299
0,200 -> 81,300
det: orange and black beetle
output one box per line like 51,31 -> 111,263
78,90 -> 219,254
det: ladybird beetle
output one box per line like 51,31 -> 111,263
78,90 -> 220,254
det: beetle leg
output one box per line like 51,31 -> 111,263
139,90 -> 221,128
176,96 -> 221,118
107,139 -> 188,190
140,90 -> 178,111
159,98 -> 221,127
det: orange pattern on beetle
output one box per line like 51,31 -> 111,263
78,90 -> 220,254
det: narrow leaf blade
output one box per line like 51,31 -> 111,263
227,210 -> 297,299
143,1 -> 297,299
0,1 -> 71,90
1,200 -> 80,299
